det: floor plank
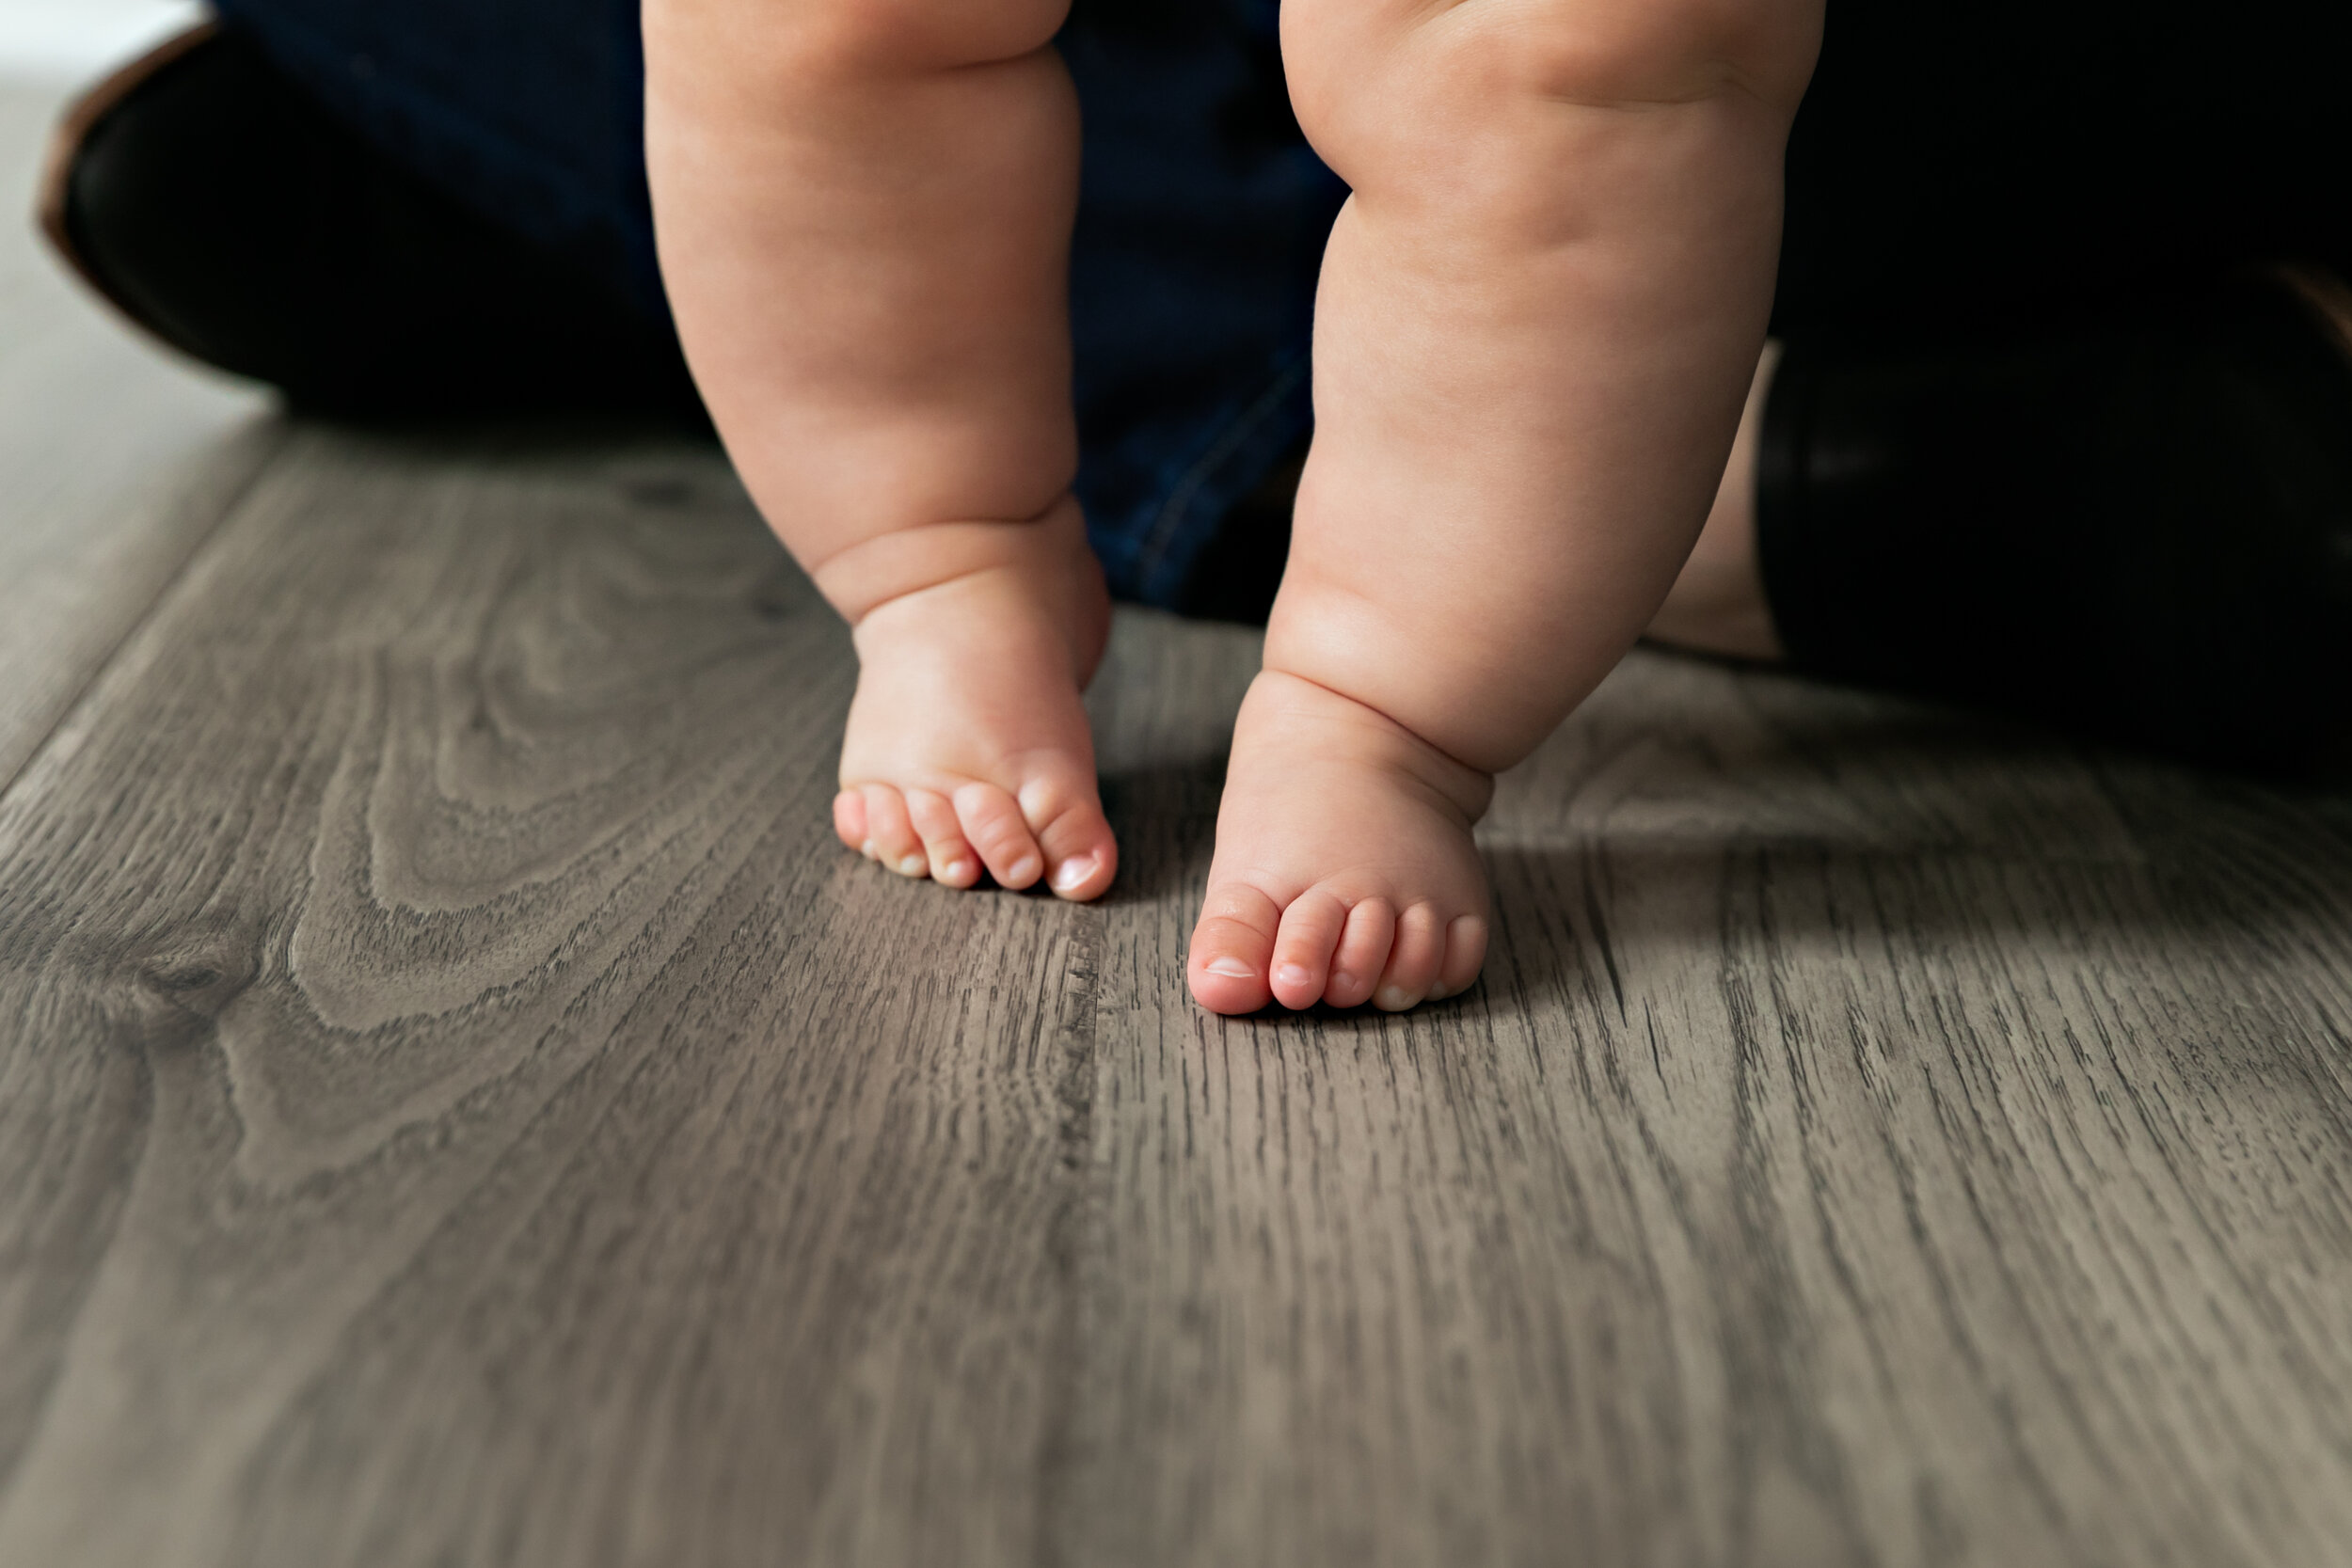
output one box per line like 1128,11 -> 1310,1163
0,81 -> 274,787
4,414 -> 2352,1567
0,428 -> 1089,1568
1068,633 -> 2352,1568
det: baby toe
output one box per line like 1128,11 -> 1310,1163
1373,903 -> 1447,1011
1018,774 -> 1117,901
1188,879 -> 1283,1015
858,784 -> 928,879
904,788 -> 980,888
1433,914 -> 1489,1002
1325,897 -> 1396,1010
1270,889 -> 1350,1010
952,781 -> 1045,889
833,790 -> 867,854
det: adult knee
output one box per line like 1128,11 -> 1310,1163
1283,0 -> 1820,187
647,0 -> 1072,82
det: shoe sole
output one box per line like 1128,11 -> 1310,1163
37,19 -> 222,322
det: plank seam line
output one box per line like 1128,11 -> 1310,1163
1034,903 -> 1104,1568
0,420 -> 287,811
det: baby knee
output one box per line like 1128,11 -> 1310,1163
650,0 -> 1071,79
1285,0 -> 1819,178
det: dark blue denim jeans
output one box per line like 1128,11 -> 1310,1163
207,0 -> 2352,608
212,0 -> 1344,610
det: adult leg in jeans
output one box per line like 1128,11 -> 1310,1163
45,0 -> 1346,598
46,5 -> 696,416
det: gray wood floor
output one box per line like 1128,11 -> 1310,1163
6,80 -> 2352,1568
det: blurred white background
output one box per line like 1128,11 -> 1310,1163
0,0 -> 207,83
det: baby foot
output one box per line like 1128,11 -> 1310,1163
1188,671 -> 1494,1014
831,509 -> 1118,901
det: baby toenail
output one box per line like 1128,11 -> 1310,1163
944,859 -> 972,881
1051,855 -> 1095,892
1375,986 -> 1412,1011
1205,957 -> 1256,979
898,855 -> 928,877
1275,962 -> 1314,989
859,839 -> 876,860
1006,855 -> 1041,885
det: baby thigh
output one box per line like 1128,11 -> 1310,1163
1268,0 -> 1820,775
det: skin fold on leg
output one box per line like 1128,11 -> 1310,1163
1188,0 -> 1822,1013
644,0 -> 1119,902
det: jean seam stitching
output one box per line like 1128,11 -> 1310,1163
1132,356 -> 1309,590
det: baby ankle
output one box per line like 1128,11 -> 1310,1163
1242,669 -> 1496,823
811,497 -> 1089,626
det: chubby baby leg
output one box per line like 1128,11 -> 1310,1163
646,0 -> 1116,900
1188,0 -> 1820,1011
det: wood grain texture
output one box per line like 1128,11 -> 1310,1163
0,429 -> 1093,1568
0,82 -> 274,785
1,398 -> 2350,1565
1067,631 -> 2352,1568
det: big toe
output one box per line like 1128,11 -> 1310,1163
1188,880 -> 1283,1014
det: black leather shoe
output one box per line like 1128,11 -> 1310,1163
40,24 -> 702,421
1757,272 -> 2352,773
